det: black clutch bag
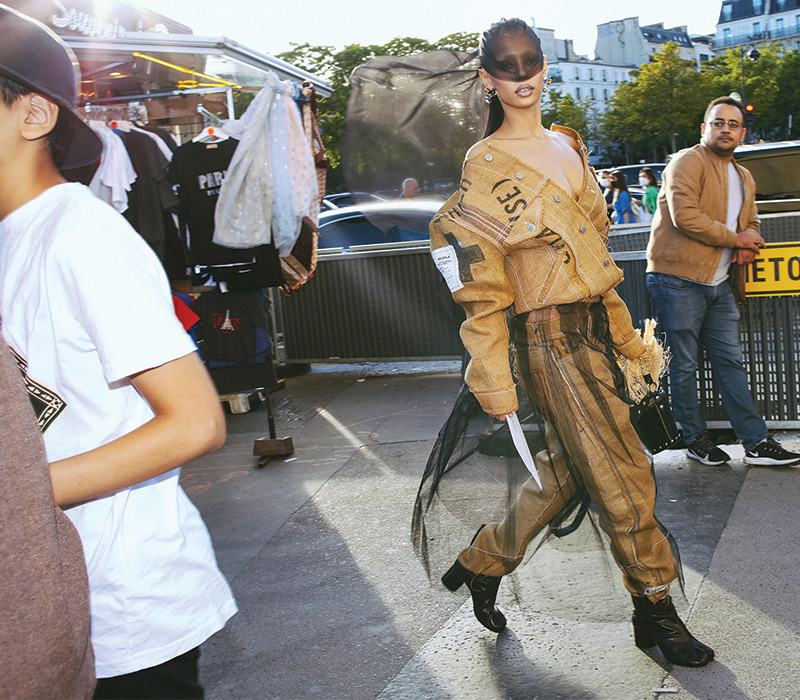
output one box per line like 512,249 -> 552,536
629,375 -> 682,454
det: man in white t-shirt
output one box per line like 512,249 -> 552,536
0,6 -> 236,698
646,95 -> 800,468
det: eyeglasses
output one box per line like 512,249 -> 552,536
708,119 -> 743,129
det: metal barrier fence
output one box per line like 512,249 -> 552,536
278,213 -> 800,426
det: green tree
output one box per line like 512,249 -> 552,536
542,89 -> 598,140
603,42 -> 707,160
773,50 -> 800,139
702,43 -> 785,140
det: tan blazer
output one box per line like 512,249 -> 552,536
646,142 -> 759,283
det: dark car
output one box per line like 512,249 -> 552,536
734,140 -> 800,213
318,200 -> 442,250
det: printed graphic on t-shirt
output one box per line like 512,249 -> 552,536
197,170 -> 226,197
10,346 -> 66,433
214,309 -> 242,333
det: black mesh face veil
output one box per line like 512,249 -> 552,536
479,19 -> 544,82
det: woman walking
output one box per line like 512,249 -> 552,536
417,17 -> 713,668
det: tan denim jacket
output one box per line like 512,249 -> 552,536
430,126 -> 645,416
646,142 -> 759,283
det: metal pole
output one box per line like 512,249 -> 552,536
740,47 -> 747,106
740,48 -> 752,144
226,86 -> 235,121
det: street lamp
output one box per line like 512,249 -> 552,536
739,46 -> 760,143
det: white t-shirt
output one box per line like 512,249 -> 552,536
0,184 -> 236,678
710,162 -> 743,286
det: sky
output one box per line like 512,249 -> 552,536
137,0 -> 723,61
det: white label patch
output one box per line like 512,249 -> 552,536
432,245 -> 463,292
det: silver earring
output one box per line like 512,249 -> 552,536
484,86 -> 497,104
542,75 -> 553,93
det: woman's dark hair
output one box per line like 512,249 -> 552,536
639,167 -> 657,187
480,18 -> 541,138
611,171 -> 629,192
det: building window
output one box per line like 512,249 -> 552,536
700,53 -> 710,62
603,88 -> 609,101
777,18 -> 784,33
754,21 -> 761,35
723,28 -> 732,44
722,5 -> 732,21
590,87 -> 595,99
602,69 -> 606,81
589,68 -> 593,80
576,87 -> 581,99
753,0 -> 763,13
574,67 -> 580,79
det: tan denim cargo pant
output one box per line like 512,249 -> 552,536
460,301 -> 676,598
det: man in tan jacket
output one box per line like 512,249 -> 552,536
646,96 -> 800,467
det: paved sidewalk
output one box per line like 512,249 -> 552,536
183,363 -> 800,700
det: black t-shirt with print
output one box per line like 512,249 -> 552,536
192,290 -> 268,363
169,139 -> 254,266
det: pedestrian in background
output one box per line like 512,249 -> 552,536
639,166 -> 659,221
597,168 -> 615,219
400,177 -> 420,198
611,170 -> 633,224
646,95 -> 800,467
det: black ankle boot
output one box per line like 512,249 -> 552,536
441,559 -> 506,633
631,596 -> 714,667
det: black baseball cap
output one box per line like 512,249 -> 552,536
0,4 -> 102,170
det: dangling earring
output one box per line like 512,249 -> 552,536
484,86 -> 497,104
542,75 -> 553,93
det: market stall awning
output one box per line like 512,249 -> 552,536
67,32 -> 332,102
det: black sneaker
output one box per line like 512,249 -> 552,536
744,436 -> 800,466
686,432 -> 731,466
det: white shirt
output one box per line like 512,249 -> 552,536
89,124 -> 137,213
710,162 -> 743,286
0,184 -> 236,677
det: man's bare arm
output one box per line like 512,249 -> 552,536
49,352 -> 225,507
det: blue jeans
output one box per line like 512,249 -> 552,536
646,273 -> 766,451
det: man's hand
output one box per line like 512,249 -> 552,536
735,229 -> 765,252
732,229 -> 764,265
733,248 -> 757,265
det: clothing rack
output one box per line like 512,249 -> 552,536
81,101 -> 149,124
81,80 -> 302,468
80,86 -> 237,121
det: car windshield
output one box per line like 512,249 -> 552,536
319,211 -> 432,249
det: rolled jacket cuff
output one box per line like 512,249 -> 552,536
615,335 -> 647,360
472,386 -> 519,417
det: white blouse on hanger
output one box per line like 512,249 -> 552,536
213,72 -> 318,255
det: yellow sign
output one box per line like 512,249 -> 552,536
744,242 -> 800,297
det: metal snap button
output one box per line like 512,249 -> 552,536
554,194 -> 562,202
526,223 -> 535,230
580,225 -> 587,233
516,172 -> 524,179
604,259 -> 610,266
485,154 -> 493,161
